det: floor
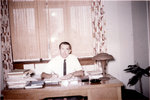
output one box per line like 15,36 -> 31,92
122,88 -> 149,100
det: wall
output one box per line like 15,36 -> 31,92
147,1 -> 150,66
104,1 -> 134,89
147,1 -> 150,99
132,1 -> 149,98
104,1 -> 149,98
148,1 -> 150,68
148,1 -> 150,99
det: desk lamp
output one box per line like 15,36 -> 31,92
93,53 -> 114,81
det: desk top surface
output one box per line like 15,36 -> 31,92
2,75 -> 123,93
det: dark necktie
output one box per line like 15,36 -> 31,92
63,59 -> 66,76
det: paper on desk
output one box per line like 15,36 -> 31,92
44,77 -> 61,85
89,74 -> 103,80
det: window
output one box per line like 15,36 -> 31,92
9,0 -> 93,62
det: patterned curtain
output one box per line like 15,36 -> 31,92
91,0 -> 107,71
1,0 -> 13,87
92,0 -> 107,55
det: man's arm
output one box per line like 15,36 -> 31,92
60,70 -> 84,80
72,70 -> 84,77
41,72 -> 59,79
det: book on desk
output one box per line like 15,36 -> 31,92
44,77 -> 60,86
25,80 -> 44,89
6,69 -> 35,89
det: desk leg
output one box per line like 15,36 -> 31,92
117,87 -> 122,100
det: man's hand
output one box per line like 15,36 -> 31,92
60,70 -> 84,80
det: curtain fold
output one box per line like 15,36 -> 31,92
91,0 -> 107,71
1,0 -> 13,87
91,0 -> 107,55
9,0 -> 43,61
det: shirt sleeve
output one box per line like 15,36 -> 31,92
43,60 -> 53,74
72,56 -> 83,71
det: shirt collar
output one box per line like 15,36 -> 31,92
60,54 -> 71,60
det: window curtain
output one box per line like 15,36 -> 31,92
91,0 -> 107,71
46,1 -> 93,58
9,0 -> 49,61
92,0 -> 107,54
1,0 -> 13,87
9,0 -> 94,61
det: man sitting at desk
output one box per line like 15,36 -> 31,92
41,41 -> 84,81
41,42 -> 84,100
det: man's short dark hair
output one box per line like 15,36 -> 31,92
59,41 -> 72,50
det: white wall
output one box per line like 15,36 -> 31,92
104,1 -> 134,89
147,1 -> 150,99
148,1 -> 150,99
147,1 -> 150,66
104,1 -> 149,98
148,1 -> 150,67
132,1 -> 149,98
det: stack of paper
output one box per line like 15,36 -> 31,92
6,69 -> 35,89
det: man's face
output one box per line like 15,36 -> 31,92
60,44 -> 71,58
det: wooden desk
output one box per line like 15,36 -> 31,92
2,75 -> 123,100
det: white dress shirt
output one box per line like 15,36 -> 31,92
44,54 -> 82,77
